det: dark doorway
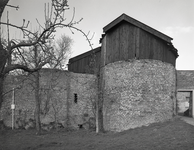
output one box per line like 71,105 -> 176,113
177,91 -> 193,117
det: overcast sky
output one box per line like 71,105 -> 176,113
2,0 -> 194,70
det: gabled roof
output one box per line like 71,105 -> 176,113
103,13 -> 173,43
69,46 -> 101,63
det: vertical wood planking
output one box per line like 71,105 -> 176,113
68,21 -> 177,73
163,44 -> 167,63
75,61 -> 78,73
101,36 -> 106,67
167,50 -> 176,66
130,26 -> 136,59
153,37 -> 160,61
153,33 -> 158,60
139,29 -> 144,59
119,22 -> 128,60
149,35 -> 154,59
106,33 -> 111,65
135,28 -> 140,59
114,27 -> 120,62
139,29 -> 147,59
128,24 -> 136,59
68,47 -> 101,74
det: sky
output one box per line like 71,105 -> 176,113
1,0 -> 194,70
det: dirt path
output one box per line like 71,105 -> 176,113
180,116 -> 194,126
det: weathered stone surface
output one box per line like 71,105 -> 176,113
68,72 -> 97,129
102,59 -> 176,132
1,60 -> 180,132
1,69 -> 97,129
177,70 -> 194,89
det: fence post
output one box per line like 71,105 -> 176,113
11,88 -> 15,130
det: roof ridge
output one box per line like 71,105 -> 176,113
103,13 -> 173,43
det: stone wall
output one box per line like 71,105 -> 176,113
1,69 -> 97,129
1,61 -> 181,131
68,72 -> 97,128
102,59 -> 176,132
177,70 -> 194,90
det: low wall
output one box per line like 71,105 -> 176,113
177,70 -> 194,90
1,69 -> 97,129
102,59 -> 176,132
68,72 -> 97,128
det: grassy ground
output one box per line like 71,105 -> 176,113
1,117 -> 194,150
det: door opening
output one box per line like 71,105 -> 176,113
177,90 -> 193,117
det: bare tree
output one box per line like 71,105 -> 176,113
41,71 -> 66,128
47,34 -> 73,69
0,0 -> 94,134
27,35 -> 72,134
0,0 -> 93,110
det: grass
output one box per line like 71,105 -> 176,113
1,116 -> 194,150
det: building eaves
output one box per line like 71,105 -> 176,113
68,46 -> 101,63
103,13 -> 173,43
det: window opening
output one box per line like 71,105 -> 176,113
74,93 -> 78,103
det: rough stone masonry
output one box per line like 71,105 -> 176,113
102,59 -> 176,132
1,69 -> 97,129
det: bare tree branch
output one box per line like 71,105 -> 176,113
6,4 -> 19,10
1,0 -> 95,75
4,64 -> 41,74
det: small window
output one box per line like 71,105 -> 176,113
74,93 -> 78,103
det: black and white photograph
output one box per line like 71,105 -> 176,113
0,0 -> 194,149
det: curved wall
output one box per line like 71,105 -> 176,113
102,59 -> 176,132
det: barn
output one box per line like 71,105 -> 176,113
68,14 -> 179,132
68,46 -> 101,74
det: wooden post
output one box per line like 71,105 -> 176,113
96,35 -> 106,133
11,88 -> 15,130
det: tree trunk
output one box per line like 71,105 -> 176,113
34,70 -> 41,134
0,75 -> 5,109
96,92 -> 104,132
96,71 -> 104,133
0,42 -> 7,110
0,0 -> 9,109
0,0 -> 9,20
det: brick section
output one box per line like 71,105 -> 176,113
102,59 -> 176,132
1,69 -> 97,129
177,70 -> 194,89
